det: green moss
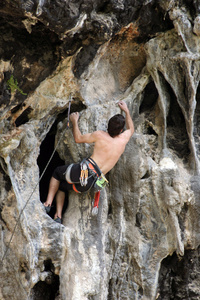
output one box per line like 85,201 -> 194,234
7,75 -> 27,95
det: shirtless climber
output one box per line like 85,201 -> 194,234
43,100 -> 134,223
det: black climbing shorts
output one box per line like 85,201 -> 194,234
52,163 -> 96,193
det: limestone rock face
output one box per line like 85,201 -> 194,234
1,0 -> 200,299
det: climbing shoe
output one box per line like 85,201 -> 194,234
54,217 -> 62,224
44,204 -> 51,214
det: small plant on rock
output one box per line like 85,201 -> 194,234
7,75 -> 27,95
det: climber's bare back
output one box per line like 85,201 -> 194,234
90,130 -> 132,174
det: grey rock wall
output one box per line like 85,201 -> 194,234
1,0 -> 200,299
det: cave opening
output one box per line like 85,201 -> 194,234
165,77 -> 190,161
139,80 -> 158,114
15,106 -> 33,127
37,114 -> 68,220
30,274 -> 60,300
107,279 -> 113,300
30,259 -> 60,299
137,2 -> 174,42
157,248 -> 200,300
181,0 -> 198,17
73,44 -> 100,78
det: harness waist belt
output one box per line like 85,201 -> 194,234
86,157 -> 101,177
65,163 -> 74,183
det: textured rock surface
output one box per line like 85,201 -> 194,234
1,0 -> 200,299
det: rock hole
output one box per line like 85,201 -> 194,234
108,201 -> 113,216
135,212 -> 142,228
166,79 -> 190,160
15,106 -> 33,127
138,287 -> 143,297
141,170 -> 150,179
146,123 -> 158,136
107,279 -> 113,300
182,0 -> 197,18
97,1 -> 111,14
0,162 -> 11,192
178,203 -> 188,240
44,259 -> 55,272
73,44 -> 100,78
70,100 -> 87,113
139,81 -> 158,114
0,204 -> 4,225
11,103 -> 25,114
0,163 -> 12,225
138,2 -> 174,41
30,275 -> 60,300
157,249 -> 200,299
0,71 -> 12,106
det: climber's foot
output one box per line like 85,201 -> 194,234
44,204 -> 51,214
54,217 -> 62,224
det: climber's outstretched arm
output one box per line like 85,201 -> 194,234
70,112 -> 98,144
118,101 -> 134,141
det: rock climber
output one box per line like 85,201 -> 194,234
43,100 -> 134,223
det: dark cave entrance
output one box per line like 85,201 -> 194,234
157,248 -> 200,300
30,259 -> 60,300
139,81 -> 158,114
166,78 -> 190,161
37,115 -> 68,220
139,80 -> 159,137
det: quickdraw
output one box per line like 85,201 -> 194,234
80,160 -> 89,186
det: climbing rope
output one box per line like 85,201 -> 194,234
1,100 -> 71,263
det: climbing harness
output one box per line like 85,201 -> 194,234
65,156 -> 109,215
1,99 -> 72,263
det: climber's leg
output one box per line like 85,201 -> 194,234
44,165 -> 69,213
54,190 -> 65,220
44,177 -> 60,212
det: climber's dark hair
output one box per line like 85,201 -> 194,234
107,114 -> 125,137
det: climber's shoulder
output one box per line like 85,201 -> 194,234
119,128 -> 133,143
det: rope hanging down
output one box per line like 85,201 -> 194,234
1,100 -> 71,263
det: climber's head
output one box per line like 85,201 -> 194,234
107,114 -> 125,137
